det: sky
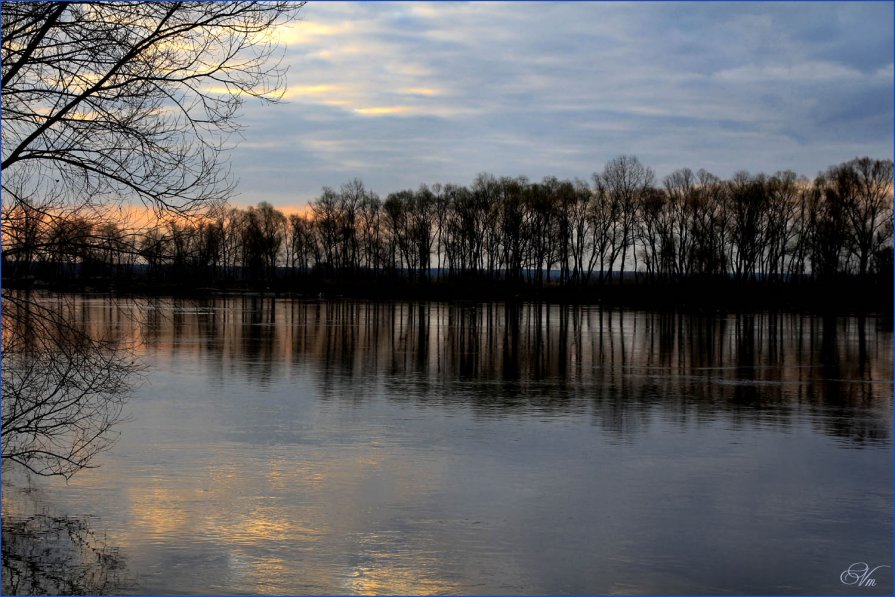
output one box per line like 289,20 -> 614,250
227,1 -> 894,210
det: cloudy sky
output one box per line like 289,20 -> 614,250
228,1 -> 893,210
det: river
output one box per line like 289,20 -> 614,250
2,295 -> 892,595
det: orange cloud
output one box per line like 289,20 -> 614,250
353,105 -> 415,116
398,87 -> 440,96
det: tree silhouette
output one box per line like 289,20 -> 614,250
1,1 -> 304,478
2,158 -> 892,304
2,2 -> 302,215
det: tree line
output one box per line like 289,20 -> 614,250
3,155 -> 892,293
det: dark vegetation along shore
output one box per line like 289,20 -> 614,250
3,155 -> 892,312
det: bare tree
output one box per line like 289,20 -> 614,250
440,183 -> 471,278
727,171 -> 768,280
567,179 -> 592,285
383,190 -> 416,275
690,169 -> 729,276
663,168 -> 698,277
311,187 -> 341,273
242,202 -> 286,278
2,2 -> 303,479
338,179 -> 368,272
600,155 -> 655,283
1,198 -> 47,278
834,157 -> 894,277
763,171 -> 801,281
497,176 -> 529,283
287,213 -> 318,276
808,174 -> 851,278
587,173 -> 623,284
636,187 -> 671,280
411,185 -> 436,281
358,191 -> 383,273
2,1 -> 303,216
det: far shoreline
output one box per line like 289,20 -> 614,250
3,275 -> 891,316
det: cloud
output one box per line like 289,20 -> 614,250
282,84 -> 343,98
225,1 -> 894,208
398,87 -> 441,96
713,61 -> 865,83
353,106 -> 415,116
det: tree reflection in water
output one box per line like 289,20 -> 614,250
2,291 -> 140,478
2,507 -> 130,596
5,295 -> 891,452
95,296 -> 895,448
2,291 -> 138,596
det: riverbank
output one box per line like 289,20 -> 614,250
3,274 -> 891,314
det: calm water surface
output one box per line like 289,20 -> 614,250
2,296 -> 893,595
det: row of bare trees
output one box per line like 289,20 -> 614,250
3,156 -> 892,288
